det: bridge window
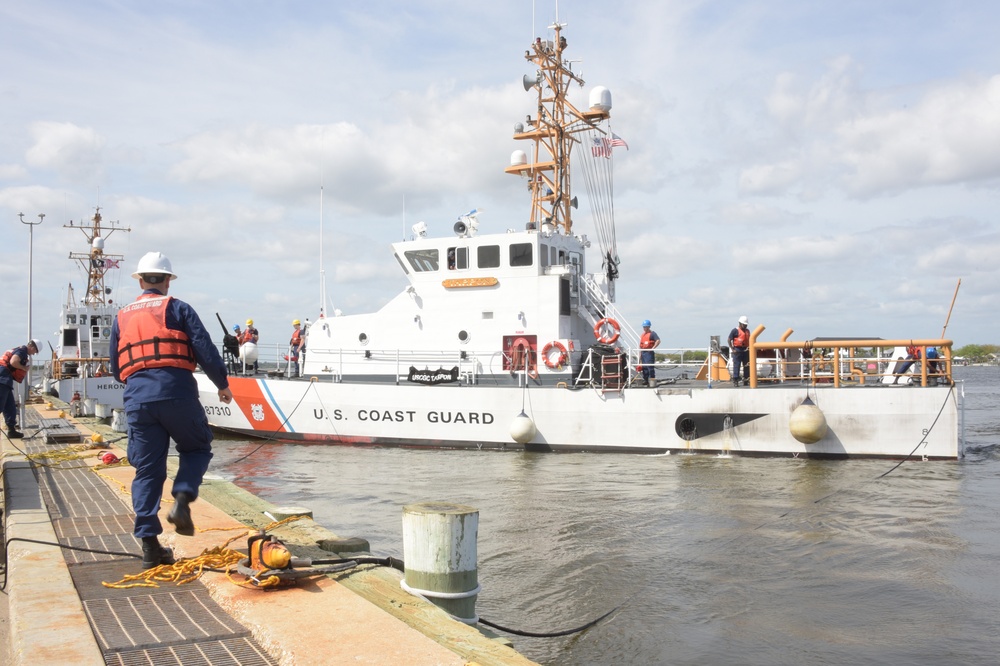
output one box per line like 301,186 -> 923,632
510,242 -> 533,267
403,249 -> 439,272
447,246 -> 468,270
478,245 -> 500,268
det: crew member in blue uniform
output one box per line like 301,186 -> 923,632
638,320 -> 661,387
728,315 -> 751,387
110,251 -> 233,569
1,339 -> 41,438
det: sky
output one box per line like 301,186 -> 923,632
2,0 -> 998,357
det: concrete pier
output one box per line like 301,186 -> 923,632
1,399 -> 538,666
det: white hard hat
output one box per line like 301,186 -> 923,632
29,338 -> 42,351
131,251 -> 178,279
739,315 -> 748,325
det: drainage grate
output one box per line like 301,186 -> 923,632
55,513 -> 135,539
84,589 -> 250,651
37,417 -> 84,443
60,532 -> 139,565
38,466 -> 130,519
104,636 -> 278,666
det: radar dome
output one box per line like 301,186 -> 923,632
510,150 -> 527,166
92,237 -> 105,251
589,86 -> 612,112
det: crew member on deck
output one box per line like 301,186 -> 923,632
288,319 -> 305,376
241,319 -> 260,372
728,315 -> 751,387
639,320 -> 660,387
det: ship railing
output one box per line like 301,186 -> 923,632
50,357 -> 113,380
301,347 -> 484,384
746,326 -> 954,388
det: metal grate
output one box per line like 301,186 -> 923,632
104,636 -> 278,666
37,417 -> 84,443
84,589 -> 251,651
55,513 -> 135,539
60,533 -> 139,565
38,465 -> 131,519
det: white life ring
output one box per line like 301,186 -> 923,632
541,341 -> 568,369
593,318 -> 621,345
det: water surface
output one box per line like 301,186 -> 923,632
210,366 -> 1000,665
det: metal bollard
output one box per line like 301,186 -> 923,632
401,502 -> 480,623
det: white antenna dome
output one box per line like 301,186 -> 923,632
589,86 -> 612,112
510,150 -> 527,166
92,237 -> 105,251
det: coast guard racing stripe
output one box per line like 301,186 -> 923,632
229,377 -> 292,434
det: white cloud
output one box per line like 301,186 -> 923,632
25,121 -> 106,183
839,75 -> 1000,195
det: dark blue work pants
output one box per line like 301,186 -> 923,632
0,380 -> 17,429
733,348 -> 750,383
126,397 -> 214,538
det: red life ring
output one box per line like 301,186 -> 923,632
593,318 -> 621,344
541,341 -> 568,369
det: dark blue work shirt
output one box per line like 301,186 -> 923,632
110,289 -> 229,405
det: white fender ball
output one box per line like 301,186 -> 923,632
509,412 -> 536,444
789,397 -> 828,444
240,341 -> 259,364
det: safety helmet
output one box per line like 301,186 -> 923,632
28,338 -> 42,351
232,324 -> 240,332
642,319 -> 651,327
739,315 -> 748,325
246,319 -> 254,326
292,319 -> 301,326
131,251 -> 178,279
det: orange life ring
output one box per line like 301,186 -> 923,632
541,341 -> 568,369
593,318 -> 621,344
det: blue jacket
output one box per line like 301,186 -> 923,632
110,289 -> 229,405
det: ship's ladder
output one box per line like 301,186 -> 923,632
577,272 -> 641,353
574,346 -> 628,394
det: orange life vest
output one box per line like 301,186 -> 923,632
289,328 -> 302,347
0,349 -> 27,383
116,294 -> 196,380
640,331 -> 656,349
732,326 -> 749,349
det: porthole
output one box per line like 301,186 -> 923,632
359,333 -> 369,345
458,330 -> 470,344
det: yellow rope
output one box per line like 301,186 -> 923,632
101,515 -> 315,588
102,540 -> 249,589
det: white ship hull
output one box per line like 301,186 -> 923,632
197,24 -> 962,462
197,374 -> 961,459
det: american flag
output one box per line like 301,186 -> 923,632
591,136 -> 611,159
609,132 -> 628,149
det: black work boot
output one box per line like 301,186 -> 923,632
141,537 -> 175,569
167,492 -> 195,536
6,428 -> 23,439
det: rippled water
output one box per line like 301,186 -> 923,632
209,366 -> 1000,665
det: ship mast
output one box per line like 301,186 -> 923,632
506,22 -> 610,235
66,208 -> 130,306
